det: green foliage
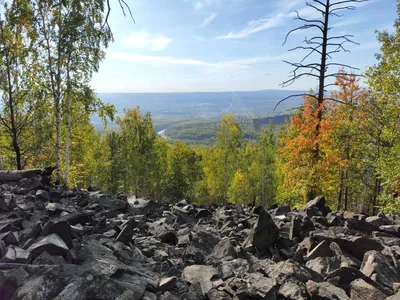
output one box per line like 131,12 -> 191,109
162,141 -> 202,203
366,2 -> 400,212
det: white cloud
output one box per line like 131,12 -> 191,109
199,12 -> 218,28
332,17 -> 365,28
106,50 -> 296,71
194,2 -> 204,10
107,51 -> 211,66
216,13 -> 286,39
351,41 -> 380,51
193,36 -> 205,41
122,31 -> 172,51
217,0 -> 373,39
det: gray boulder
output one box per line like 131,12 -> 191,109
361,250 -> 400,289
306,280 -> 350,300
350,278 -> 387,300
28,233 -> 69,258
242,209 -> 279,253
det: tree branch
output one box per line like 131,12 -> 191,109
294,11 -> 324,25
274,94 -> 317,111
306,2 -> 325,15
329,0 -> 369,8
283,24 -> 324,45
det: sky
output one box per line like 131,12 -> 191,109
91,0 -> 398,93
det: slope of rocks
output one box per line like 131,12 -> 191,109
1,177 -> 400,299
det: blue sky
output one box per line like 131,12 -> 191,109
91,0 -> 398,93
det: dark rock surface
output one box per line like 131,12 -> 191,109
1,177 -> 400,299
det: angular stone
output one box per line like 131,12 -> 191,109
242,209 -> 278,253
28,233 -> 69,258
289,216 -> 302,240
333,236 -> 383,261
366,216 -> 386,227
387,291 -> 400,300
324,267 -> 393,297
3,246 -> 30,263
269,260 -> 322,285
57,212 -> 92,226
41,220 -> 72,248
115,219 -> 136,244
278,278 -> 309,300
32,251 -> 66,265
361,250 -> 400,289
379,225 -> 400,237
115,290 -> 135,300
142,291 -> 157,300
130,198 -> 164,215
306,240 -> 334,261
14,266 -> 66,300
350,278 -> 387,300
183,265 -> 217,295
0,273 -> 18,300
312,216 -> 329,228
0,194 -> 15,212
195,209 -> 212,219
306,280 -> 350,300
46,202 -> 64,213
207,288 -> 232,300
330,241 -> 361,268
177,234 -> 190,247
158,277 -> 177,292
183,246 -> 205,264
270,205 -> 291,217
159,231 -> 178,245
103,229 -> 117,238
306,256 -> 341,277
246,272 -> 278,299
191,230 -> 220,255
36,189 -> 50,201
345,218 -> 378,235
0,231 -> 19,246
326,212 -> 343,227
300,196 -> 329,216
211,238 -> 237,260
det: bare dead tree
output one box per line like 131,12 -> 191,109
276,0 -> 368,200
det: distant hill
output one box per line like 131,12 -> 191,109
92,90 -> 304,144
94,90 -> 304,126
162,114 -> 291,146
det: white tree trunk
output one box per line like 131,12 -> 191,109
64,62 -> 71,187
64,97 -> 71,187
55,97 -> 61,184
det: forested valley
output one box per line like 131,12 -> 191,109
1,0 -> 400,216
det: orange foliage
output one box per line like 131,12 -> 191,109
278,93 -> 346,203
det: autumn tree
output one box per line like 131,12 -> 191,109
277,0 -> 368,199
0,0 -> 46,169
277,94 -> 345,206
365,1 -> 400,213
327,72 -> 370,211
34,0 -> 112,184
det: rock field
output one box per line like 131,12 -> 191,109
1,175 -> 400,299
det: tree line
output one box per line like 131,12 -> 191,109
0,0 -> 399,214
